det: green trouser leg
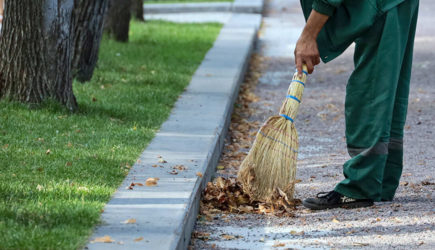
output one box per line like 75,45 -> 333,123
334,0 -> 419,201
382,6 -> 419,200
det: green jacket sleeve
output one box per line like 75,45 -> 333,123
312,0 -> 344,16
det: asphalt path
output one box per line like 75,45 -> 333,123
191,0 -> 435,249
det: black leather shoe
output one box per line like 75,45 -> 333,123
302,191 -> 374,210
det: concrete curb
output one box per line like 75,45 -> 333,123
86,13 -> 261,250
144,0 -> 264,14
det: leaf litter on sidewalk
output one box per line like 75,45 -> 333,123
199,54 -> 300,218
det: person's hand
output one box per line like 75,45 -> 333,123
294,32 -> 320,77
294,10 -> 329,77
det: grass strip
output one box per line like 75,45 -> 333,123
0,20 -> 221,249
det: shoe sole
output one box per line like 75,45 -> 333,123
302,200 -> 374,210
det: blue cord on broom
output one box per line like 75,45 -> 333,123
237,65 -> 308,203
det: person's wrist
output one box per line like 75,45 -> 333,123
300,30 -> 317,42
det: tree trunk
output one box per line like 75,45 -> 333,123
72,0 -> 109,82
105,0 -> 132,42
0,0 -> 77,111
131,0 -> 144,22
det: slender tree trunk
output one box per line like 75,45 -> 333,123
72,0 -> 109,82
131,0 -> 144,22
105,0 -> 132,42
0,0 -> 77,111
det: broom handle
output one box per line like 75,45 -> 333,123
278,65 -> 308,122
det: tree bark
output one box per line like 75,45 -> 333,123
0,0 -> 77,111
72,0 -> 109,82
131,0 -> 144,22
105,0 -> 132,42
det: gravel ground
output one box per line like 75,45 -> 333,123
191,0 -> 435,249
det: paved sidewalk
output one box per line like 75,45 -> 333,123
86,14 -> 261,250
144,0 -> 264,14
191,0 -> 435,249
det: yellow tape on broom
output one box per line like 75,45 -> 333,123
237,65 -> 308,202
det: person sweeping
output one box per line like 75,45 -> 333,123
296,0 -> 419,210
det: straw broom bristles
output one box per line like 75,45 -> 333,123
238,66 -> 308,203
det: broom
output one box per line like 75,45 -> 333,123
238,65 -> 308,203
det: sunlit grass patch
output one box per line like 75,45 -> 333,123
0,20 -> 221,249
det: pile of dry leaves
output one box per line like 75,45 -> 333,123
199,54 -> 301,217
200,177 -> 300,217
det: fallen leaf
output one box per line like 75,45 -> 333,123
134,237 -> 144,242
65,162 -> 72,167
145,178 -> 159,186
36,184 -> 44,191
217,165 -> 225,170
221,234 -> 235,240
122,218 -> 136,224
238,205 -> 254,213
173,165 -> 187,171
290,230 -> 305,236
332,218 -> 340,223
353,242 -> 369,246
91,235 -> 115,243
194,232 -> 211,240
135,183 -> 144,186
152,164 -> 158,168
196,172 -> 203,178
272,242 -> 285,247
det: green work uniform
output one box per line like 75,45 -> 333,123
300,0 -> 419,201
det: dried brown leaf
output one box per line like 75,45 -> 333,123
145,178 -> 159,186
221,234 -> 236,240
173,165 -> 187,171
272,242 -> 285,247
91,235 -> 115,243
169,170 -> 178,175
122,218 -> 136,224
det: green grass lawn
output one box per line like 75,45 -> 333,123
145,0 -> 233,4
0,20 -> 221,249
